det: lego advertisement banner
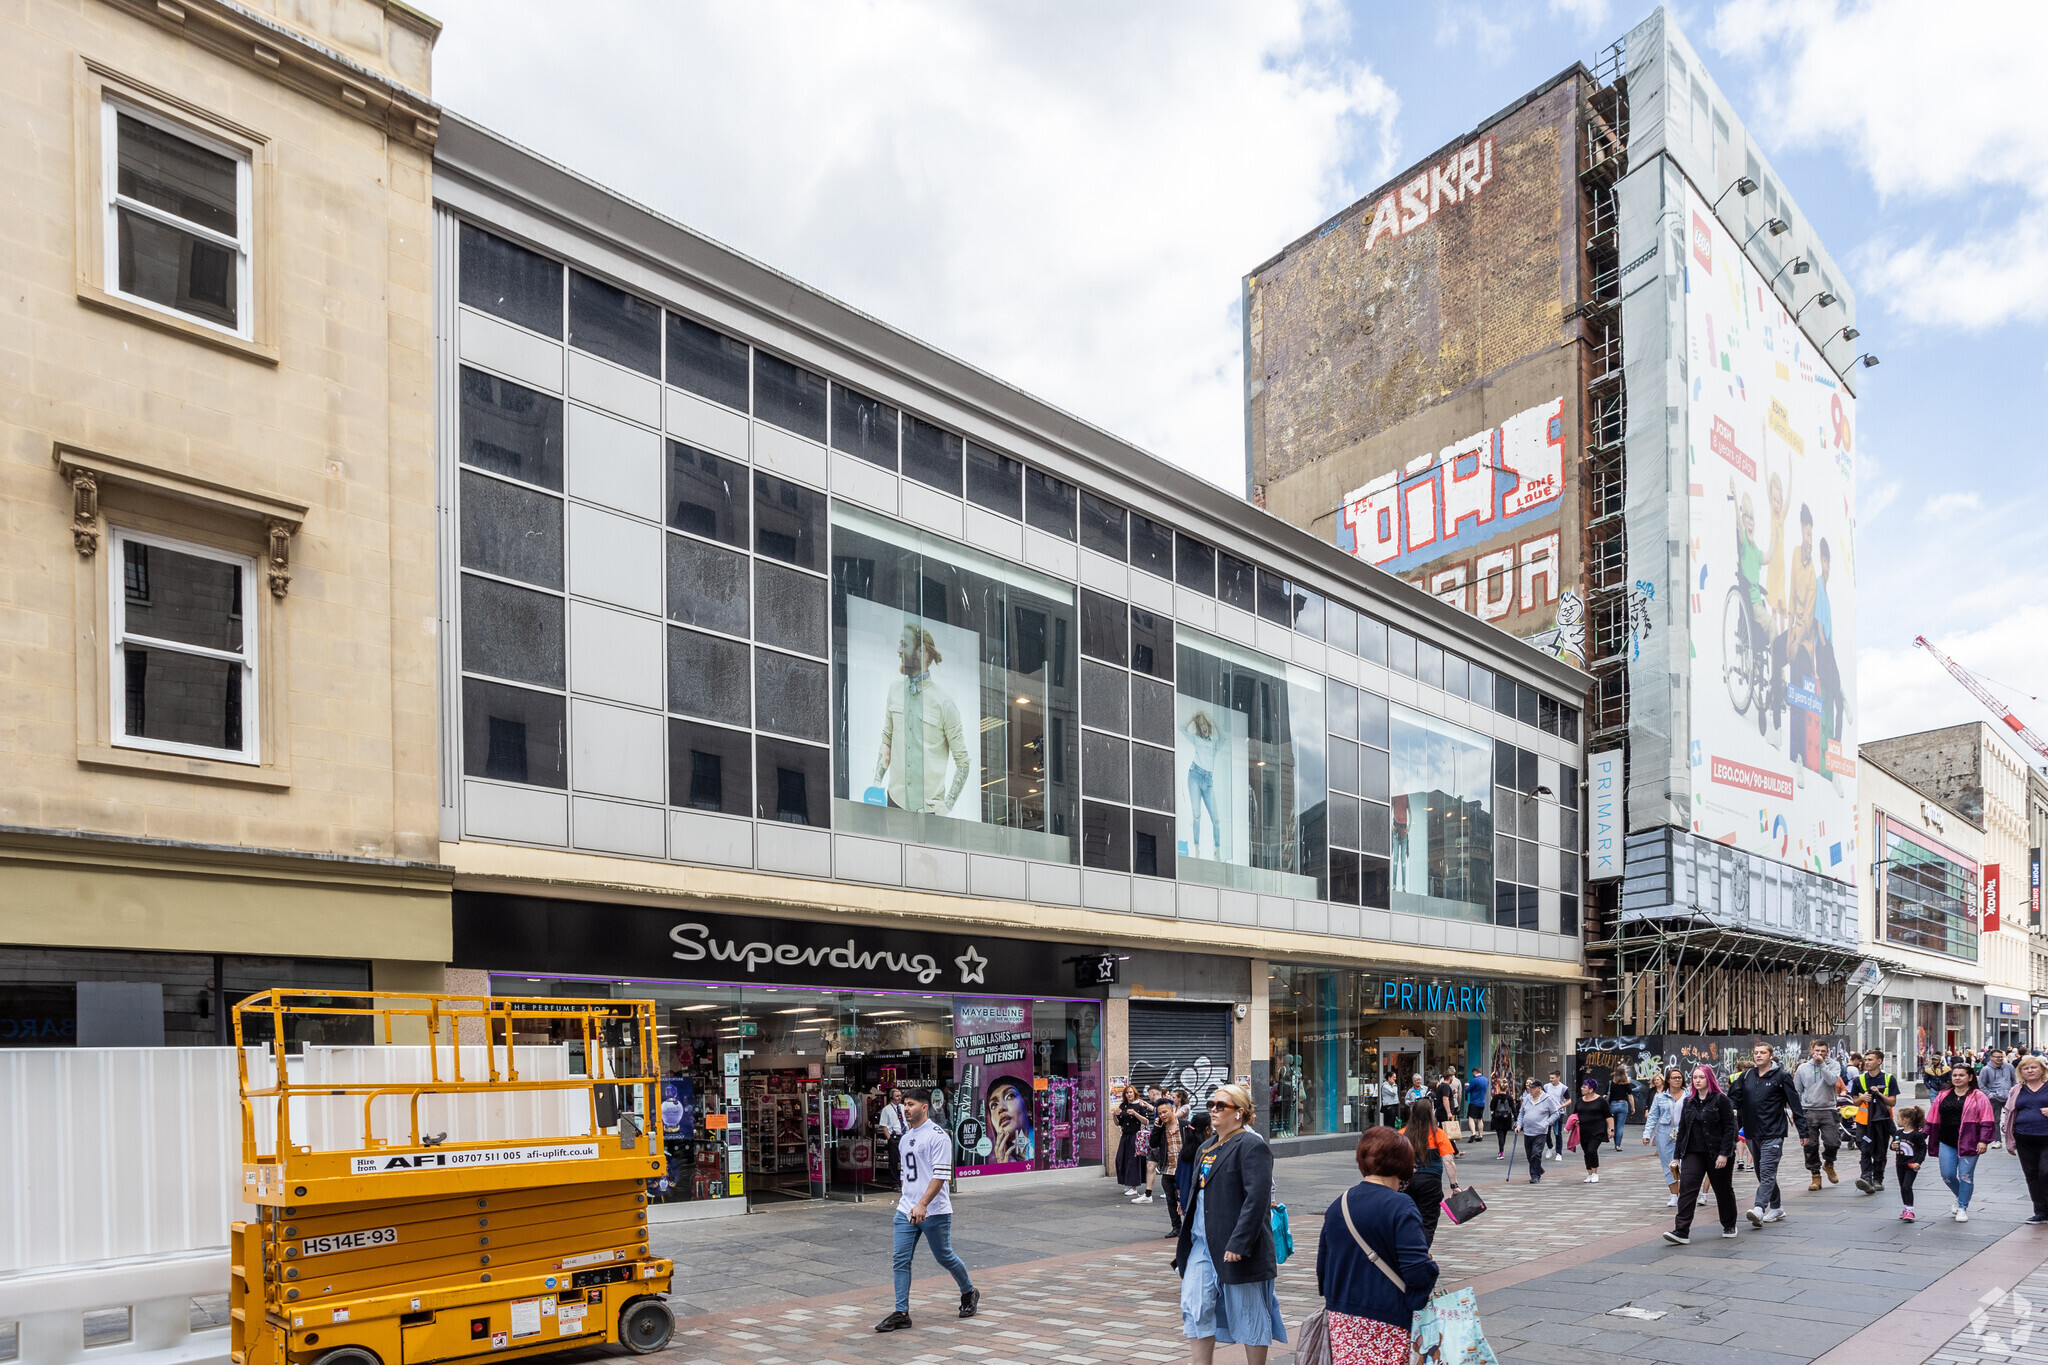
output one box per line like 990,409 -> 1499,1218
1682,183 -> 1858,885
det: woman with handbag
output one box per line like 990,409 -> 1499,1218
1115,1086 -> 1153,1196
1173,1084 -> 1287,1364
1400,1099 -> 1458,1247
1311,1125 -> 1439,1364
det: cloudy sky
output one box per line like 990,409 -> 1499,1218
429,0 -> 2048,769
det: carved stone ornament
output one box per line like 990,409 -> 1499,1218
70,470 -> 100,555
266,518 -> 292,597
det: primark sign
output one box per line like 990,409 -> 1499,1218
453,893 -> 1076,997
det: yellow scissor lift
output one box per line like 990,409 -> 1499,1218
230,990 -> 677,1365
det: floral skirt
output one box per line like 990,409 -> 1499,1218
1330,1309 -> 1410,1364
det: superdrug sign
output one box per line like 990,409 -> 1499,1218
454,893 -> 1078,998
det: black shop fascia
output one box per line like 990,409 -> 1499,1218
454,892 -> 1086,999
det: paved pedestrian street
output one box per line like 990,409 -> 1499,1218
540,1136 -> 2048,1365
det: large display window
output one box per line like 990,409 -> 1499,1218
1389,704 -> 1494,921
495,971 -> 1100,1208
1265,964 -> 1561,1139
1881,824 -> 1978,961
830,503 -> 1079,861
1173,628 -> 1324,898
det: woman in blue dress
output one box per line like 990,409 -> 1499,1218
1173,1083 -> 1287,1364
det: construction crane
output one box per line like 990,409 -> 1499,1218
1914,635 -> 2048,763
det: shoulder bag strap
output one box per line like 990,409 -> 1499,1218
1339,1189 -> 1406,1294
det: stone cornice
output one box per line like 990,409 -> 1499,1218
101,0 -> 440,149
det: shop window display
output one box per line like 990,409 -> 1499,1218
830,503 -> 1079,860
1389,705 -> 1493,921
508,977 -> 1100,1208
1171,628 -> 1325,898
1265,965 -> 1561,1139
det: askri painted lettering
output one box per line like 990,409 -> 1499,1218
668,922 -> 944,984
1362,135 -> 1495,251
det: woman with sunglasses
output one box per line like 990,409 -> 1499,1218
1173,1085 -> 1286,1364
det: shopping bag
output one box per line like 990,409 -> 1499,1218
1294,1307 -> 1333,1365
1271,1202 -> 1294,1265
1409,1286 -> 1498,1365
1440,1184 -> 1487,1225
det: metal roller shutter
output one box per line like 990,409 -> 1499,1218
1128,1001 -> 1232,1102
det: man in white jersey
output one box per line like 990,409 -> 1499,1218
874,1087 -> 980,1332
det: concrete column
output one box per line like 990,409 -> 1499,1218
1102,992 -> 1129,1177
1246,959 -> 1267,1136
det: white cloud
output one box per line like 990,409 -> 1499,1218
428,0 -> 1398,490
1709,0 -> 2048,329
1920,490 -> 1984,520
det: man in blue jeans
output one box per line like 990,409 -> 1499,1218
874,1087 -> 980,1332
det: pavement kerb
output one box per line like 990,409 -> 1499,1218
1811,1221 -> 2048,1365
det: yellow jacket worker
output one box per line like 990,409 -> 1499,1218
874,622 -> 972,815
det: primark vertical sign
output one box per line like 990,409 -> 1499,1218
1587,748 -> 1624,879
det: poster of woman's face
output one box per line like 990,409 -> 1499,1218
984,1076 -> 1036,1165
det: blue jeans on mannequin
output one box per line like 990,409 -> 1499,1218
1938,1144 -> 1980,1210
892,1212 -> 975,1313
1187,764 -> 1220,854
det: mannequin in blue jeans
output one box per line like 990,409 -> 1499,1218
1183,712 -> 1222,856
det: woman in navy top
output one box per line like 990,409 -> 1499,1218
1316,1126 -> 1439,1363
2002,1054 -> 2048,1223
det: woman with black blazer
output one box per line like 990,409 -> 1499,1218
1663,1065 -> 1739,1244
1115,1086 -> 1154,1195
1316,1126 -> 1441,1364
1173,1084 -> 1287,1363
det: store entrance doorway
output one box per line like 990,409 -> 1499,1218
1382,1037 -> 1424,1120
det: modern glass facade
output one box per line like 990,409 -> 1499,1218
1266,963 -> 1562,1137
444,220 -> 1588,938
1881,823 -> 1979,961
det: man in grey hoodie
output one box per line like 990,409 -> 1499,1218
1793,1039 -> 1844,1190
1982,1049 -> 2018,1150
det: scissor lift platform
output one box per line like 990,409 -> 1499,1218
229,990 -> 675,1365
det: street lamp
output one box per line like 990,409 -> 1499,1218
1711,176 -> 1758,211
1794,290 -> 1838,321
1743,217 -> 1790,250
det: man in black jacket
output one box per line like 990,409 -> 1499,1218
1730,1042 -> 1810,1227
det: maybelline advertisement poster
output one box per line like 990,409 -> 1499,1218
952,1001 -> 1035,1177
844,597 -> 983,823
1683,183 -> 1858,884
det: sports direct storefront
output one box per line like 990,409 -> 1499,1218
453,893 -> 1103,1218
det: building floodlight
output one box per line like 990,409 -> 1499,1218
1711,176 -> 1759,211
1793,290 -> 1837,321
1743,217 -> 1790,249
1825,326 -> 1860,346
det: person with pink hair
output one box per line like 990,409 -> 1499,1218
1664,1066 -> 1739,1245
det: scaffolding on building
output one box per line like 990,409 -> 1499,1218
1590,918 -> 1905,1034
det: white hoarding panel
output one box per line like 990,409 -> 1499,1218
1682,183 -> 1858,885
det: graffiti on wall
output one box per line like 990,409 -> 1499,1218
1363,135 -> 1496,252
1338,396 -> 1577,660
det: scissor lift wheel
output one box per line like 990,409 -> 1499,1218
620,1296 -> 675,1354
311,1349 -> 382,1365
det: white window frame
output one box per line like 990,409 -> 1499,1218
110,527 -> 260,765
101,97 -> 253,340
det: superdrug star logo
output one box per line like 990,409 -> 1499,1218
954,945 -> 988,985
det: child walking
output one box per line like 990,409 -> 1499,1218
1893,1105 -> 1929,1223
